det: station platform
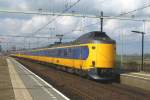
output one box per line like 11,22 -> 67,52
0,56 -> 15,100
120,72 -> 150,91
0,57 -> 69,100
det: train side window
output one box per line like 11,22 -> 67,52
60,48 -> 63,58
44,50 -> 47,56
41,51 -> 44,56
52,49 -> 55,57
58,49 -> 61,57
64,48 -> 67,57
69,48 -> 73,58
45,50 -> 48,56
39,51 -> 42,56
73,47 -> 81,59
38,51 -> 40,55
54,49 -> 58,57
48,50 -> 52,57
41,51 -> 43,56
37,51 -> 39,55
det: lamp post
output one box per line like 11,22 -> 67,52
131,31 -> 145,71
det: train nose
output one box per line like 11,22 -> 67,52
88,68 -> 115,80
96,44 -> 116,68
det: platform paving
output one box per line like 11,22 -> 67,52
120,72 -> 150,91
7,57 -> 69,100
0,56 -> 15,100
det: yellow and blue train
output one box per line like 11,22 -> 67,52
12,31 -> 116,80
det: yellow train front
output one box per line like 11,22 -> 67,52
13,31 -> 116,80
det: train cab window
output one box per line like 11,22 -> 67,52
81,46 -> 89,59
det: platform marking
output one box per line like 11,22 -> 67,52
121,74 -> 150,81
13,60 -> 58,100
7,59 -> 33,100
11,58 -> 70,100
130,72 -> 150,77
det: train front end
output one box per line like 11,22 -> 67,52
86,31 -> 116,80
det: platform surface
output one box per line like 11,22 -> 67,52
120,72 -> 150,91
7,57 -> 69,100
0,56 -> 15,100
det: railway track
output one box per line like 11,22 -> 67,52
15,58 -> 150,100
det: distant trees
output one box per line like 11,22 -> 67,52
144,53 -> 150,58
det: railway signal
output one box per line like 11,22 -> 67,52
56,34 -> 64,44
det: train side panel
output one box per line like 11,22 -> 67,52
84,43 -> 115,70
15,54 -> 87,69
13,43 -> 115,70
96,44 -> 115,68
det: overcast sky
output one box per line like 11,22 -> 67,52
0,0 -> 150,54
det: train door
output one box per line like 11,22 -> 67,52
73,47 -> 81,69
91,45 -> 97,68
71,47 -> 75,69
80,47 -> 84,70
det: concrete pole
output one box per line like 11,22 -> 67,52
121,31 -> 124,69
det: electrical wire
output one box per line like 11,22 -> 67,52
118,4 -> 150,16
0,34 -> 75,39
30,0 -> 81,36
2,1 -> 150,46
75,3 -> 150,32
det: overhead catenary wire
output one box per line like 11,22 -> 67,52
2,2 -> 149,37
1,1 -> 150,22
1,9 -> 150,21
0,2 -> 150,38
74,3 -> 150,32
0,34 -> 76,39
30,0 -> 81,36
1,1 -> 150,50
118,3 -> 150,16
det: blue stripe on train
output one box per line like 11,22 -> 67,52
22,46 -> 89,60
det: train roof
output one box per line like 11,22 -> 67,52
73,31 -> 115,43
15,31 -> 115,52
46,31 -> 115,47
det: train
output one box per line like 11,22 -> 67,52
12,31 -> 116,80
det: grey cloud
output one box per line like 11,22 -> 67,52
0,0 -> 150,54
